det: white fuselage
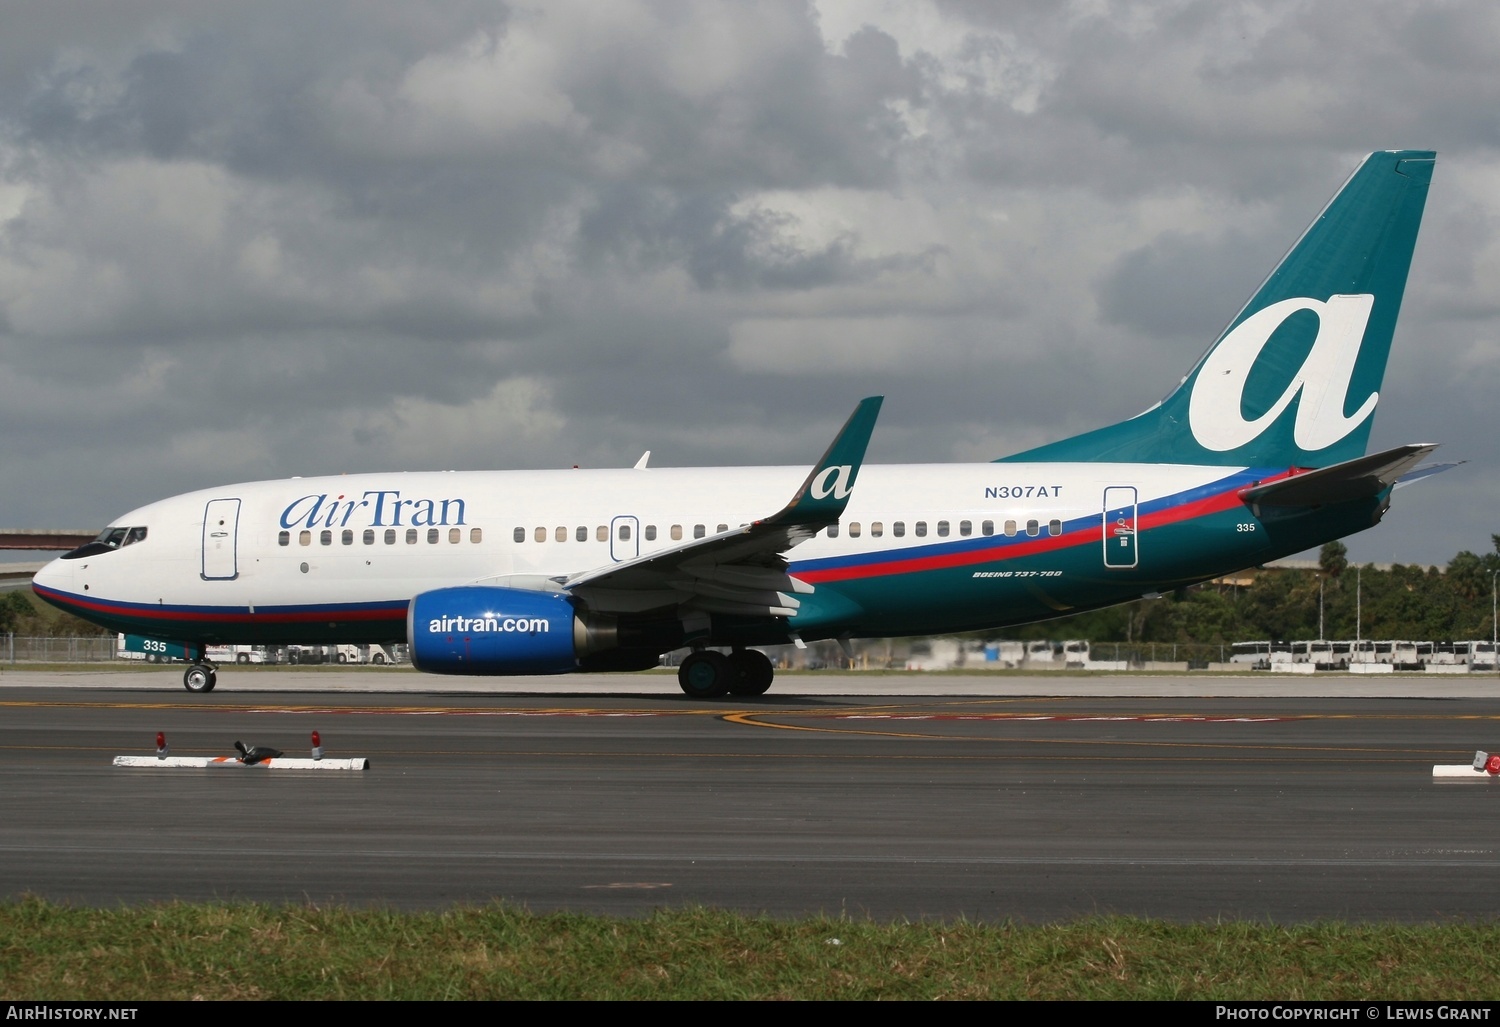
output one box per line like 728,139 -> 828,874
33,460 -> 1269,640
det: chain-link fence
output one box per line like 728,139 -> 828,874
4,635 -> 118,664
1082,642 -> 1236,668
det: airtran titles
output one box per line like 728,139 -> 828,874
279,491 -> 467,531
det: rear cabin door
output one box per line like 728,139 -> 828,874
610,515 -> 639,563
201,498 -> 241,580
1102,487 -> 1138,569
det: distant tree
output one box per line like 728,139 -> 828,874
0,590 -> 109,637
0,591 -> 29,632
1319,541 -> 1348,579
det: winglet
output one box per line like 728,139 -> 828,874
761,397 -> 883,527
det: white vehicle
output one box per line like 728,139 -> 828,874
35,152 -> 1453,698
204,644 -> 273,664
284,643 -> 394,665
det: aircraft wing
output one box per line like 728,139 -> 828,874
558,397 -> 883,617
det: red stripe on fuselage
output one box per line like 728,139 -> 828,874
33,585 -> 405,626
795,470 -> 1298,585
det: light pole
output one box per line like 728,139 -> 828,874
1319,575 -> 1325,643
1491,569 -> 1498,673
1356,565 -> 1362,646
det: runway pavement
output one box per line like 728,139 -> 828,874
3,670 -> 1500,922
4,663 -> 1500,697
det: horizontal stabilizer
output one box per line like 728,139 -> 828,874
1394,460 -> 1463,489
1240,444 -> 1438,508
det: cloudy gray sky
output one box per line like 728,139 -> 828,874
2,0 -> 1497,566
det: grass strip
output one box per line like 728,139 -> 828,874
3,898 -> 1499,1000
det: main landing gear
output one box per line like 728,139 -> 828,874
183,662 -> 218,693
677,648 -> 774,699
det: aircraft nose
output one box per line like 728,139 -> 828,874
31,556 -> 70,594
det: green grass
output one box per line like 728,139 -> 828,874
3,899 -> 1499,1000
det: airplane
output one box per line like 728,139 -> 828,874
32,149 -> 1446,698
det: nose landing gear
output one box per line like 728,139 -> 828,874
183,661 -> 218,692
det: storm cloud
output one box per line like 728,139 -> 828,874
3,0 -> 1498,565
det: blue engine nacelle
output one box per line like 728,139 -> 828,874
407,586 -> 617,675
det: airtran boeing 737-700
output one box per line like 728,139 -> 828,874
33,150 -> 1447,697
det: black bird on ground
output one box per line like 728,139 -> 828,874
234,740 -> 284,765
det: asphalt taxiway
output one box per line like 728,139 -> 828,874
3,670 -> 1499,922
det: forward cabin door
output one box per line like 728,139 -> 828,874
201,498 -> 241,580
1102,487 -> 1138,569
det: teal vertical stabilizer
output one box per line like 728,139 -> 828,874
1000,150 -> 1434,468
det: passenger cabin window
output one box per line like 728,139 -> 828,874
362,529 -> 375,545
428,528 -> 440,544
870,521 -> 883,537
1026,519 -> 1040,537
534,527 -> 546,543
960,520 -> 972,537
597,526 -> 608,542
1004,520 -> 1017,537
576,526 -> 588,542
645,525 -> 657,541
407,529 -> 418,545
342,529 -> 353,545
915,521 -> 927,537
449,528 -> 461,543
893,521 -> 905,537
320,530 -> 332,546
982,520 -> 994,536
618,524 -> 631,541
514,527 -> 525,543
471,528 -> 482,543
278,531 -> 290,546
385,529 -> 396,545
847,522 -> 861,538
827,524 -> 840,538
555,526 -> 567,542
716,524 -> 727,533
671,525 -> 683,541
300,531 -> 311,546
1048,519 -> 1062,536
694,524 -> 705,539
936,520 -> 949,537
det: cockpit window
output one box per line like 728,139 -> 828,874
63,525 -> 148,560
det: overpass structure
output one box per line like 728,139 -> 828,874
0,530 -> 94,551
0,562 -> 44,593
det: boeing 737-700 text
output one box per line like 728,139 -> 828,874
34,150 -> 1448,697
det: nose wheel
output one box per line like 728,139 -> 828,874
183,663 -> 218,692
